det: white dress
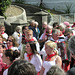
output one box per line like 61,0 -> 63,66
24,53 -> 42,72
43,56 -> 58,75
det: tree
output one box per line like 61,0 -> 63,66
0,0 -> 11,17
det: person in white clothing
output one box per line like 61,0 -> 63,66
12,26 -> 22,45
0,25 -> 8,40
40,41 -> 62,75
24,41 -> 42,74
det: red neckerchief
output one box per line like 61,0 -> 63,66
22,34 -> 25,38
54,40 -> 58,43
72,33 -> 74,35
26,38 -> 34,42
66,26 -> 70,28
59,33 -> 63,37
4,63 -> 12,69
27,53 -> 33,60
46,52 -> 56,61
1,32 -> 5,34
7,46 -> 13,49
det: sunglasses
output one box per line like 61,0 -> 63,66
7,39 -> 12,42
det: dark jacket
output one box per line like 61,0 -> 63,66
67,65 -> 75,75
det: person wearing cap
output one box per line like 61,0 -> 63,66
64,21 -> 71,29
67,35 -> 75,75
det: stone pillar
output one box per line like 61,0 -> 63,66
0,16 -> 4,25
34,9 -> 48,30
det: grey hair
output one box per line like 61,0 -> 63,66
35,21 -> 38,25
47,65 -> 65,75
52,29 -> 60,35
68,35 -> 75,55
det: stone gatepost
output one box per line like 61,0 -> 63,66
0,16 -> 5,25
11,19 -> 28,34
34,9 -> 48,30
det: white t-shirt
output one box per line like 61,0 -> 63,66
24,53 -> 42,72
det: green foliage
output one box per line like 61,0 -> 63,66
0,0 -> 11,17
47,9 -> 50,13
15,0 -> 25,4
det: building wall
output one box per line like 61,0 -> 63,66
12,0 -> 75,13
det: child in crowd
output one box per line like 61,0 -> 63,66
0,25 -> 8,40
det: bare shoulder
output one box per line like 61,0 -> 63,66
56,55 -> 62,61
55,55 -> 62,66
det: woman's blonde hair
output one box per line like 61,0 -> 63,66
45,41 -> 58,54
26,29 -> 33,34
45,41 -> 56,49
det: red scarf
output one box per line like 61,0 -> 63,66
4,63 -> 12,69
59,33 -> 63,37
47,52 -> 56,60
27,53 -> 33,60
1,32 -> 4,34
7,46 -> 13,50
25,38 -> 34,42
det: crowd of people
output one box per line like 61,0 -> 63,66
0,20 -> 75,75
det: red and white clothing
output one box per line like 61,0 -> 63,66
22,37 -> 40,53
3,63 -> 12,75
24,53 -> 42,73
39,32 -> 52,41
0,53 -> 6,75
6,46 -> 18,51
1,32 -> 8,40
3,69 -> 8,75
43,56 -> 59,75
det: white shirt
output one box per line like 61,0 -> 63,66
3,69 -> 8,75
24,53 -> 42,72
2,33 -> 8,39
12,31 -> 22,44
39,33 -> 47,40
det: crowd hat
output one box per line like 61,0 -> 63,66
64,21 -> 70,26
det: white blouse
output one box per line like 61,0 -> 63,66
24,53 -> 42,72
43,56 -> 58,75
